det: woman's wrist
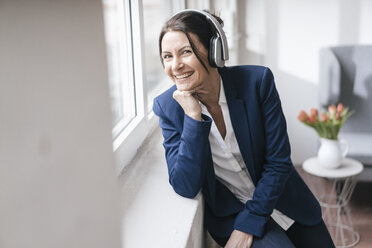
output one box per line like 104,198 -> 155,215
186,112 -> 202,121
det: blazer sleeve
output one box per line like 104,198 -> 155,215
153,97 -> 212,198
233,67 -> 293,237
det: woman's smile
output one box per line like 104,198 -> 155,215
174,72 -> 194,79
173,71 -> 195,86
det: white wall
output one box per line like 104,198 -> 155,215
239,0 -> 372,164
0,1 -> 122,247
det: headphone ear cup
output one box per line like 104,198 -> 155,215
209,35 -> 224,68
209,36 -> 217,67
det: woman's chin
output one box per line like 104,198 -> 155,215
175,84 -> 192,91
176,86 -> 188,91
175,81 -> 201,92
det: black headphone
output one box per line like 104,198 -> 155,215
170,9 -> 229,68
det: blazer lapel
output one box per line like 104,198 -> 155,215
220,67 -> 258,185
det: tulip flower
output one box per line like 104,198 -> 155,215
308,115 -> 317,124
328,104 -> 336,115
310,108 -> 318,118
298,103 -> 354,140
337,103 -> 344,113
298,110 -> 308,122
336,112 -> 341,120
320,113 -> 329,122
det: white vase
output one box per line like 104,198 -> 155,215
317,138 -> 349,169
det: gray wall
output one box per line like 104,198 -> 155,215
0,1 -> 121,247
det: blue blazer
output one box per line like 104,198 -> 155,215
153,65 -> 321,238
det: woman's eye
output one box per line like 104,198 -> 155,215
163,54 -> 172,59
183,50 -> 192,54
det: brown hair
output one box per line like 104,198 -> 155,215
158,10 -> 224,72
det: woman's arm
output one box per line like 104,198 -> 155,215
233,67 -> 293,237
153,96 -> 212,198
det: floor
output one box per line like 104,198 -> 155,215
350,182 -> 372,247
298,167 -> 372,248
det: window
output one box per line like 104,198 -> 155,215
102,0 -> 136,139
102,0 -> 185,171
143,0 -> 176,108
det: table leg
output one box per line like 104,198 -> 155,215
304,174 -> 360,248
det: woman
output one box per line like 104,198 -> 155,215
153,9 -> 335,248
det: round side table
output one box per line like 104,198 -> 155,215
302,157 -> 363,248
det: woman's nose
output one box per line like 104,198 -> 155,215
172,57 -> 184,71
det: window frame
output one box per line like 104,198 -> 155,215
112,0 -> 185,173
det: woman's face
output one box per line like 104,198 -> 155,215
161,31 -> 211,91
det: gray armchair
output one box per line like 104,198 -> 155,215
319,45 -> 372,181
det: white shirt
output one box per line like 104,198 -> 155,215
201,80 -> 294,231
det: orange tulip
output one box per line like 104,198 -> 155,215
328,104 -> 336,115
310,108 -> 318,117
337,103 -> 344,113
308,115 -> 317,124
297,104 -> 353,140
298,110 -> 308,122
320,113 -> 329,122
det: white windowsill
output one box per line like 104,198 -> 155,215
119,128 -> 207,248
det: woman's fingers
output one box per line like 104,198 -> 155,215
172,90 -> 202,121
173,90 -> 192,97
225,230 -> 253,248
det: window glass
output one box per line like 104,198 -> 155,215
143,0 -> 174,106
102,0 -> 136,137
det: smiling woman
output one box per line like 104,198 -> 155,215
160,29 -> 222,124
153,9 -> 336,248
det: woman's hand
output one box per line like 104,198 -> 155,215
173,90 -> 202,121
225,230 -> 253,248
